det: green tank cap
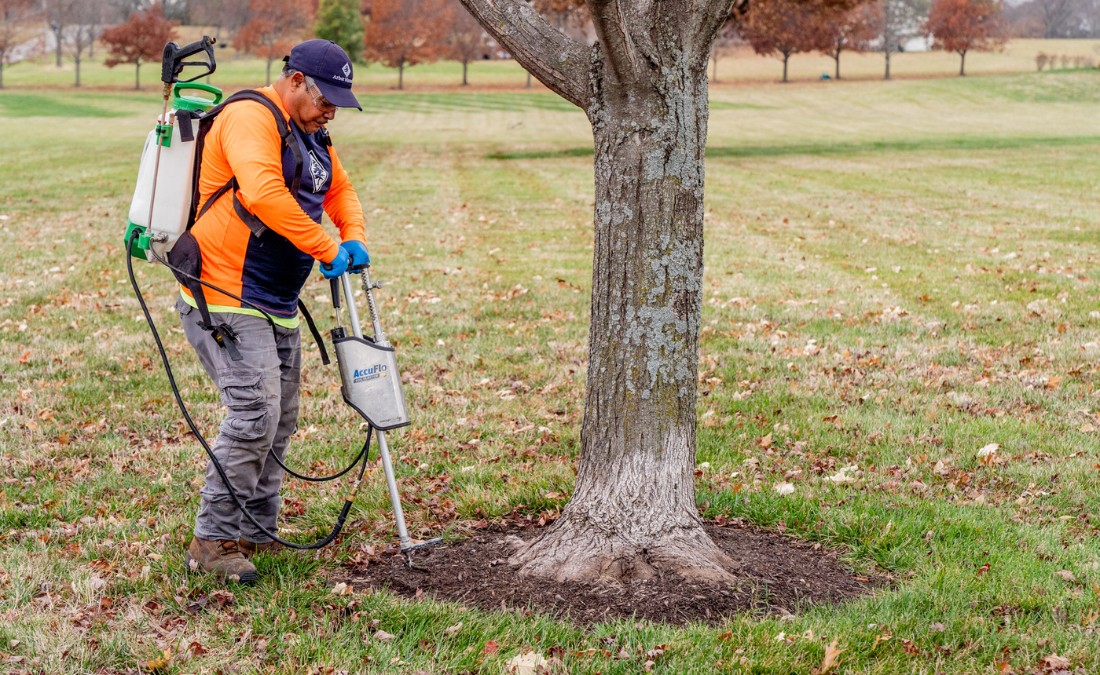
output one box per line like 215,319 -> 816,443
172,82 -> 223,112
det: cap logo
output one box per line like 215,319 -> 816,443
342,63 -> 351,78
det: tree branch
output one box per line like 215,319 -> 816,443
584,0 -> 641,85
459,0 -> 591,109
692,0 -> 738,64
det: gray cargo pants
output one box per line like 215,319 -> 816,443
177,297 -> 300,544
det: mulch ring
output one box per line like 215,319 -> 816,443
343,523 -> 884,626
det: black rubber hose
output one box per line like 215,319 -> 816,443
127,231 -> 370,550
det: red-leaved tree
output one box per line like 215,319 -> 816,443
925,0 -> 1007,75
363,0 -> 448,89
236,0 -> 313,85
101,4 -> 178,90
738,0 -> 832,82
443,0 -> 490,86
819,0 -> 879,79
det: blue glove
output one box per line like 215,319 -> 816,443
343,240 -> 370,272
320,246 -> 350,279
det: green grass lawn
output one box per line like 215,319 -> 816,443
1,67 -> 1099,673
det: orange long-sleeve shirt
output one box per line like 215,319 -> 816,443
183,86 -> 365,323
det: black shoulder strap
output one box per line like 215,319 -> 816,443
297,299 -> 330,366
186,89 -> 304,236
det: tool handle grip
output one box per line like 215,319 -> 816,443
329,277 -> 342,309
161,36 -> 217,84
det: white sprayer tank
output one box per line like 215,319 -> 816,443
128,83 -> 221,262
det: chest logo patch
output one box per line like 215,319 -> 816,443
308,150 -> 329,192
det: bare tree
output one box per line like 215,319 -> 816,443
880,0 -> 929,79
443,0 -> 490,85
0,0 -> 41,88
453,0 -> 739,585
190,0 -> 250,42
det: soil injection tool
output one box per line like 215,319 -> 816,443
124,36 -> 440,566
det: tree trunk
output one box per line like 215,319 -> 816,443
462,59 -> 468,86
711,49 -> 718,83
74,56 -> 81,87
959,50 -> 966,76
0,59 -> 5,89
135,63 -> 141,90
884,47 -> 891,80
507,41 -> 736,586
265,57 -> 272,86
54,28 -> 62,67
782,53 -> 790,82
525,70 -> 532,88
459,0 -> 735,587
834,52 -> 841,80
398,60 -> 404,89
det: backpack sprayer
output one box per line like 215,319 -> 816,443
125,37 -> 439,566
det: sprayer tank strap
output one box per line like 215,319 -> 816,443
187,89 -> 304,237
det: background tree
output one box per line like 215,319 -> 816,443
523,0 -> 588,86
44,0 -> 73,67
189,0 -> 251,43
925,0 -> 1006,75
880,0 -> 930,79
739,0 -> 831,83
236,0 -> 312,85
314,0 -> 364,63
362,0 -> 447,90
0,0 -> 39,89
709,16 -> 741,83
443,0 -> 490,86
63,0 -> 105,87
101,3 -> 178,90
820,0 -> 879,79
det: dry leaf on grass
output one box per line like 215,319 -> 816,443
817,639 -> 845,674
505,650 -> 550,674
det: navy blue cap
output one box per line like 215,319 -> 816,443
286,39 -> 361,111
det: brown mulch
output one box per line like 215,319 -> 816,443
343,523 -> 882,626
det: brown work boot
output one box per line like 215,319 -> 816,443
185,537 -> 258,584
238,538 -> 285,557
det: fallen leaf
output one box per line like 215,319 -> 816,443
145,649 -> 172,673
758,433 -> 773,449
818,639 -> 845,674
443,622 -> 463,637
483,640 -> 499,655
977,562 -> 991,577
374,630 -> 394,642
1055,570 -> 1076,583
1041,653 -> 1070,670
774,482 -> 795,496
504,650 -> 548,674
16,351 -> 30,364
996,660 -> 1014,674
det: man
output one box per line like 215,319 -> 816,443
177,40 -> 368,583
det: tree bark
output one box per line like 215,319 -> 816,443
782,52 -> 790,82
834,52 -> 841,80
884,47 -> 891,80
135,62 -> 141,90
959,50 -> 966,76
398,59 -> 404,89
462,59 -> 468,86
460,0 -> 737,586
